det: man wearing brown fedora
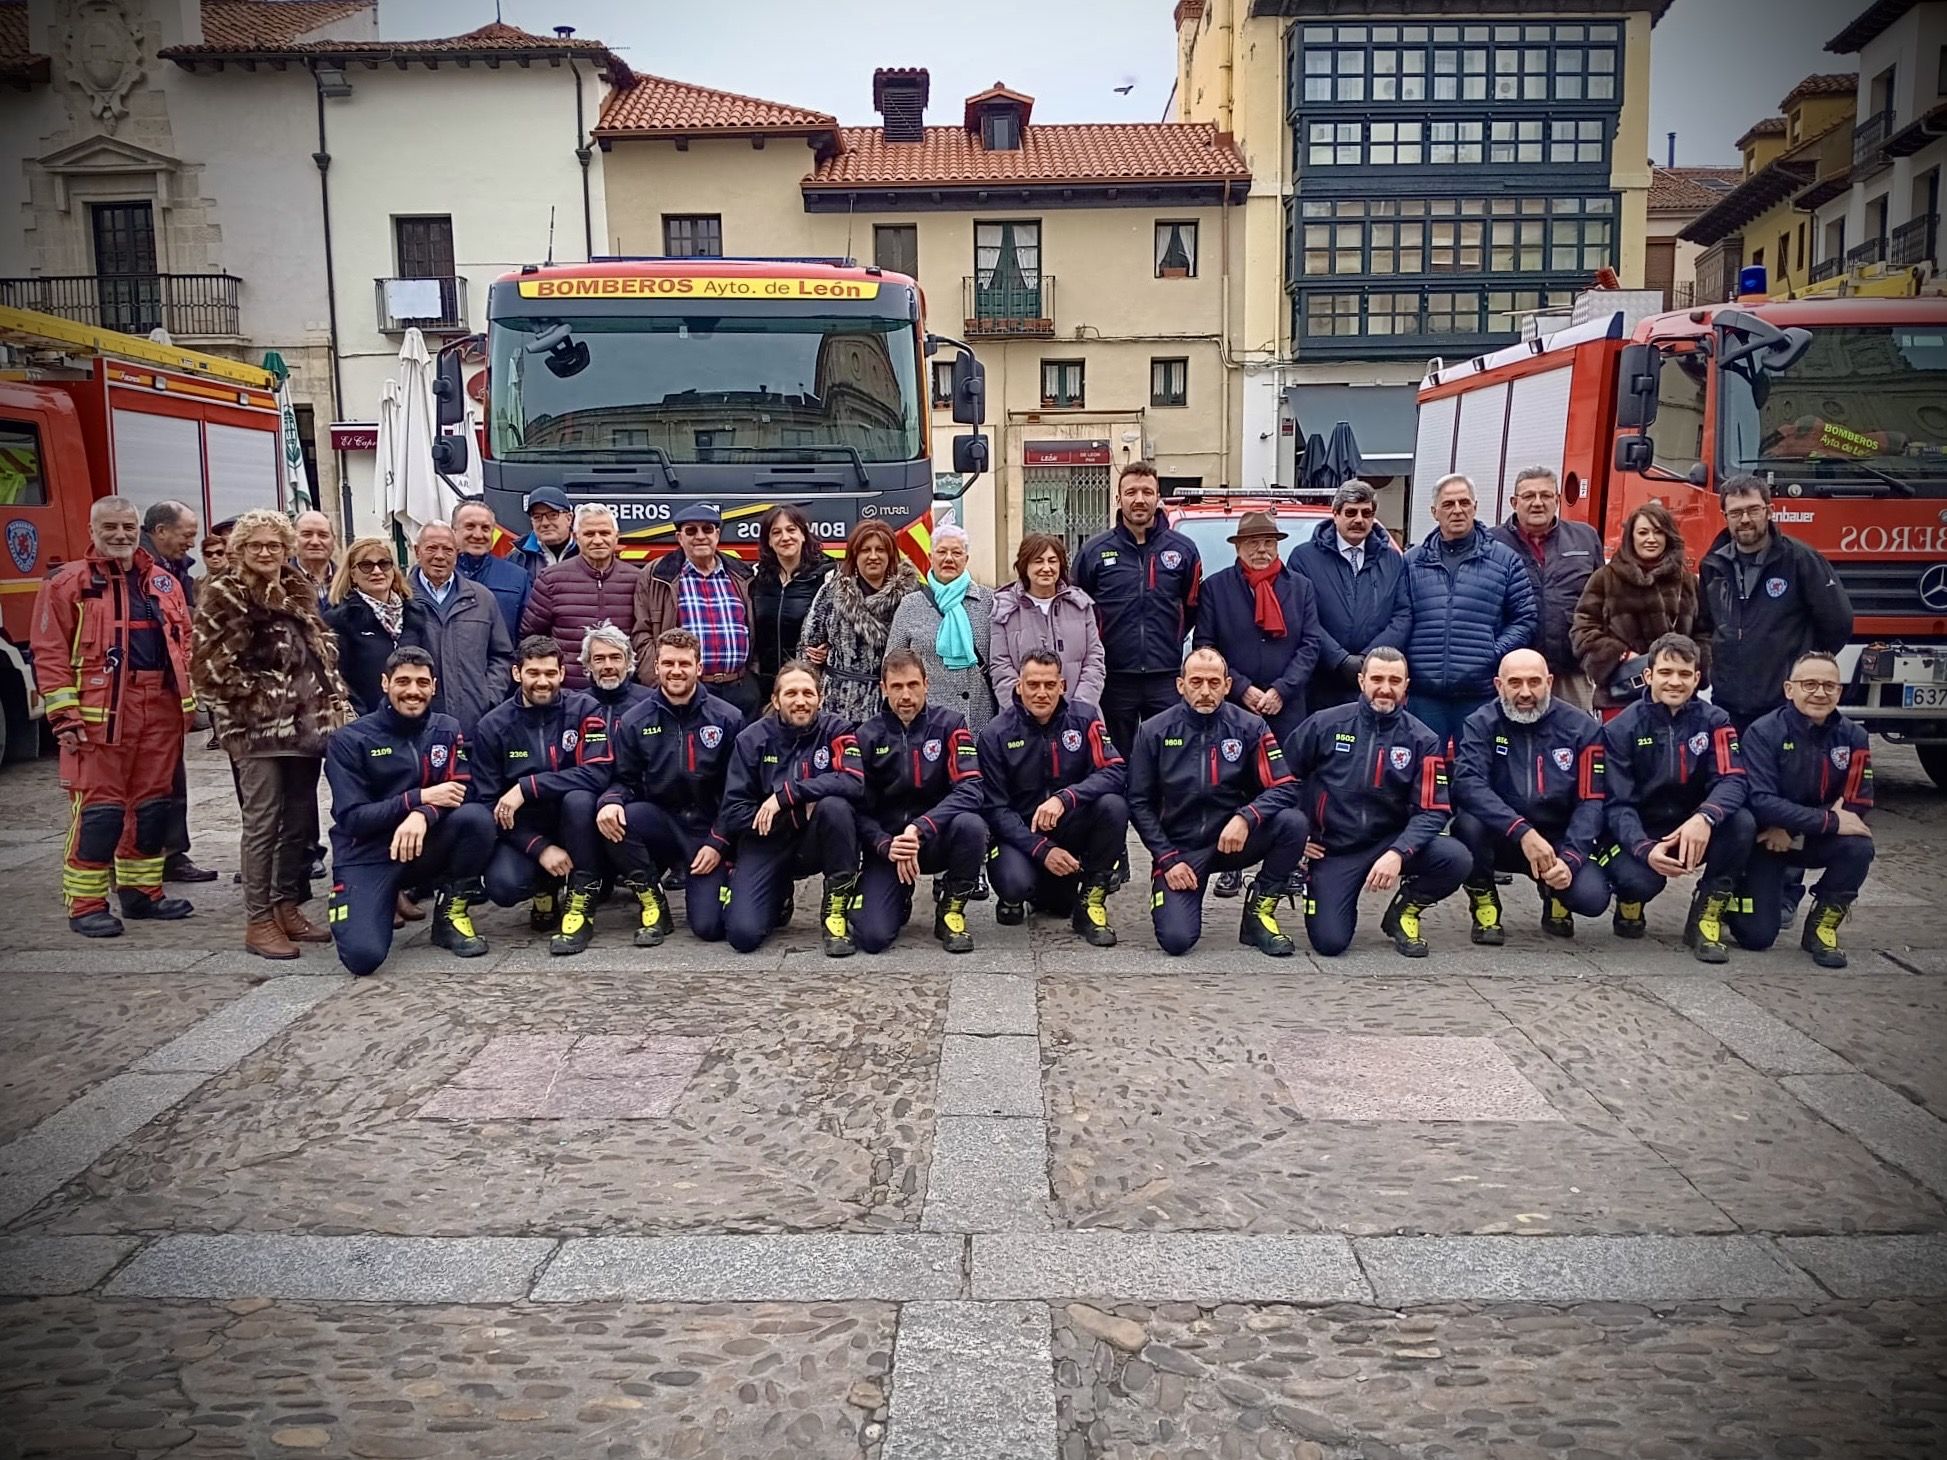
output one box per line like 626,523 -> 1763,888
1194,510 -> 1322,896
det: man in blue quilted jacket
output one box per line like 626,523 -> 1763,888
1399,474 -> 1538,748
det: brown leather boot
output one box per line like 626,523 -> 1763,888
246,917 -> 300,960
273,902 -> 331,945
395,891 -> 426,922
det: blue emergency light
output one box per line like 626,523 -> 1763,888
1738,264 -> 1768,296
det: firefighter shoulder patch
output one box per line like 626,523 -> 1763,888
1765,576 -> 1788,598
1061,727 -> 1083,752
562,728 -> 579,752
1389,745 -> 1413,772
922,738 -> 942,762
1220,737 -> 1243,763
430,744 -> 449,769
152,573 -> 175,595
1687,731 -> 1709,755
1552,747 -> 1575,772
1831,744 -> 1851,770
813,747 -> 830,770
1161,549 -> 1183,571
700,724 -> 723,749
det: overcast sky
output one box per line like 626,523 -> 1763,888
384,0 -> 1850,163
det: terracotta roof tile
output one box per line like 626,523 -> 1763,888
596,74 -> 838,136
1781,71 -> 1858,108
1736,115 -> 1789,148
962,82 -> 1035,130
1648,164 -> 1743,212
162,11 -> 629,80
198,0 -> 373,48
806,121 -> 1250,189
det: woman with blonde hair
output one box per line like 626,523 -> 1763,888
192,509 -> 354,959
324,536 -> 424,714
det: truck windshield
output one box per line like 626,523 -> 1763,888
489,312 -> 923,466
1718,325 -> 1947,497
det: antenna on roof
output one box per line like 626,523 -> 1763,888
494,0 -> 503,21
545,206 -> 556,266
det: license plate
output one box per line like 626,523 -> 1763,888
1902,683 -> 1947,709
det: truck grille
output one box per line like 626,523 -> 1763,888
1834,561 -> 1947,619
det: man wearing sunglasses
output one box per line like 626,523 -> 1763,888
1729,652 -> 1874,968
631,503 -> 759,720
1286,481 -> 1411,713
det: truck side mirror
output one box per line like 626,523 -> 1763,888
1614,435 -> 1653,474
951,433 -> 990,477
432,433 -> 470,475
950,349 -> 985,426
432,348 -> 467,428
1613,343 -> 1660,430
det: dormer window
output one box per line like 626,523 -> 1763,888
964,84 -> 1033,151
982,107 -> 1020,150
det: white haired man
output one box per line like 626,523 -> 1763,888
519,505 -> 642,692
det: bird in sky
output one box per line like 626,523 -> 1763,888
1113,82 -> 1136,95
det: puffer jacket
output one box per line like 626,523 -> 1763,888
987,581 -> 1105,710
192,563 -> 353,757
1399,525 -> 1539,698
1285,520 -> 1411,691
520,554 -> 642,692
1571,545 -> 1707,709
1490,515 -> 1604,675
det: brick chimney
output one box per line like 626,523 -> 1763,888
873,67 -> 930,142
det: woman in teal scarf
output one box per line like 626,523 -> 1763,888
886,524 -> 998,733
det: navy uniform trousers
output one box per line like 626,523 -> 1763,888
1451,812 -> 1611,917
483,790 -> 604,906
1151,808 -> 1310,956
1599,809 -> 1756,907
1729,833 -> 1874,950
854,811 -> 988,954
725,799 -> 861,954
603,801 -> 730,943
990,794 -> 1131,916
331,802 -> 494,977
1303,836 -> 1472,957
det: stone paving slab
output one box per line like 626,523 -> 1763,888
1777,1234 -> 1947,1298
0,947 -> 220,975
921,1118 -> 1050,1233
0,1235 -> 138,1295
884,1300 -> 1054,1460
943,972 -> 1038,1035
1735,974 -> 1947,1117
1641,977 -> 1854,1075
0,1070 -> 209,1227
973,1233 -> 1371,1303
532,1234 -> 965,1302
1354,1235 -> 1823,1304
1266,1032 -> 1564,1121
105,1233 -> 557,1302
1782,1072 -> 1947,1198
130,976 -> 345,1074
0,1296 -> 896,1459
936,1033 -> 1043,1117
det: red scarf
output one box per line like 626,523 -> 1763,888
1241,560 -> 1286,637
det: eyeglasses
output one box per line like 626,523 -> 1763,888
678,524 -> 718,537
1724,504 -> 1769,521
1789,678 -> 1841,694
354,559 -> 394,573
1336,507 -> 1376,520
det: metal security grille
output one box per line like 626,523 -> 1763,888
1023,464 -> 1110,560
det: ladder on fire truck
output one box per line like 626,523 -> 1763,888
0,304 -> 276,390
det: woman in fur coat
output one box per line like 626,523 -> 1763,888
799,521 -> 923,725
1571,500 -> 1708,711
192,509 -> 354,960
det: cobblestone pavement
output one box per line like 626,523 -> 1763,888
0,741 -> 1942,1458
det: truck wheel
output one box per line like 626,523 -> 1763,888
1919,744 -> 1947,793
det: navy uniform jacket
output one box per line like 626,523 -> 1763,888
599,688 -> 746,851
325,706 -> 472,867
1741,704 -> 1872,836
1128,699 -> 1297,870
1697,529 -> 1853,722
718,710 -> 865,840
853,702 -> 984,857
1601,695 -> 1748,854
1194,564 -> 1323,715
1282,699 -> 1449,857
1073,512 -> 1202,676
469,691 -> 614,854
978,699 -> 1125,868
584,677 -> 651,737
1453,698 -> 1606,866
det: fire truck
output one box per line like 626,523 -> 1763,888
434,257 -> 989,564
0,306 -> 286,763
1412,284 -> 1947,787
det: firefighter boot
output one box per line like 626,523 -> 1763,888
1801,900 -> 1850,969
821,875 -> 857,958
550,873 -> 600,957
68,909 -> 125,939
431,879 -> 490,959
1465,882 -> 1506,946
1541,893 -> 1576,939
995,897 -> 1027,926
1213,869 -> 1244,899
1238,881 -> 1297,957
1612,900 -> 1647,940
1381,889 -> 1431,958
630,877 -> 672,949
1071,874 -> 1117,947
1683,887 -> 1731,965
529,877 -> 561,933
933,880 -> 976,955
121,890 -> 193,921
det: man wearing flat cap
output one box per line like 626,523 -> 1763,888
1193,511 -> 1322,895
632,503 -> 760,720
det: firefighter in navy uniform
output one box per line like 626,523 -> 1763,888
1128,647 -> 1308,957
1452,648 -> 1612,944
579,622 -> 652,736
978,650 -> 1128,947
470,635 -> 615,956
852,650 -> 987,954
1728,650 -> 1874,967
1598,632 -> 1755,963
324,646 -> 495,976
1281,647 -> 1471,958
718,660 -> 866,956
33,497 -> 198,937
596,629 -> 746,947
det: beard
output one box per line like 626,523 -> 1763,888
1500,694 -> 1549,724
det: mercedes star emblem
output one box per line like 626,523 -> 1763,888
1921,563 -> 1947,613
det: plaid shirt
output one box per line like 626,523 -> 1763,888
675,560 -> 752,677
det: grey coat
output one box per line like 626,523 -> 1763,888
409,569 -> 514,733
886,580 -> 999,732
987,581 -> 1106,711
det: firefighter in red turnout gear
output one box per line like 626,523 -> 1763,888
32,497 -> 198,937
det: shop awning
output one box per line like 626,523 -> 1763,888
1284,383 -> 1418,475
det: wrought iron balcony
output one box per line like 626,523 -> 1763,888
1810,255 -> 1843,283
375,275 -> 469,334
0,272 -> 241,337
1847,236 -> 1887,268
1852,109 -> 1894,173
963,274 -> 1055,337
1671,280 -> 1695,309
1890,214 -> 1939,269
